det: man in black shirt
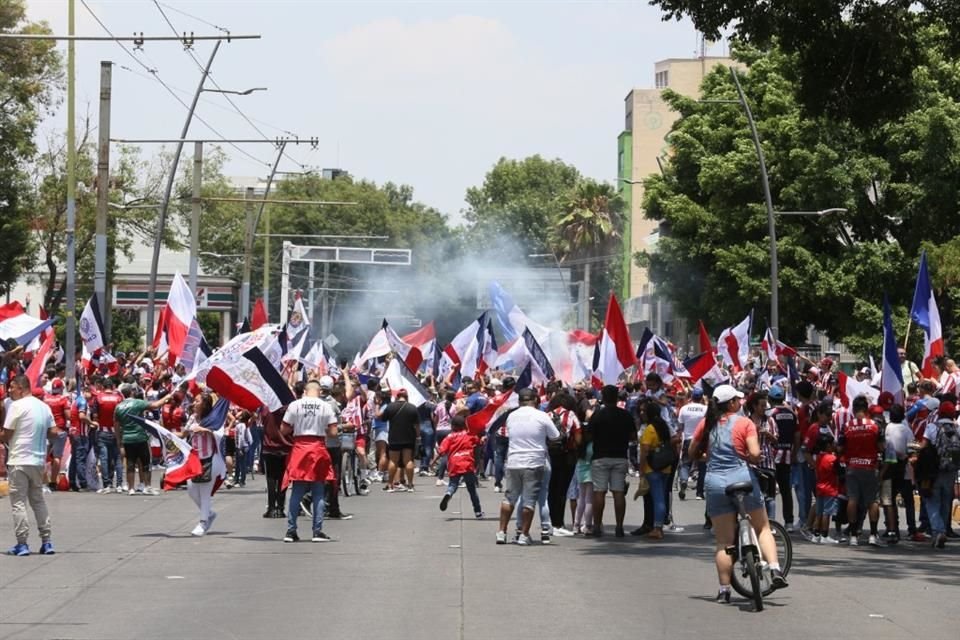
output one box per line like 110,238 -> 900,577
379,390 -> 420,491
587,385 -> 637,537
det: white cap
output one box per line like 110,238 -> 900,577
712,384 -> 745,404
319,375 -> 334,390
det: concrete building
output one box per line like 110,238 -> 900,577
618,55 -> 737,344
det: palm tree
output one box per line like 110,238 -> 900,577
551,180 -> 625,328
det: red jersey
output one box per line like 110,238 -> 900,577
161,404 -> 185,433
437,431 -> 479,477
69,395 -> 90,437
840,417 -> 880,470
95,390 -> 124,429
816,452 -> 840,497
43,394 -> 70,429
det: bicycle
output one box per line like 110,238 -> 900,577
725,478 -> 792,611
339,430 -> 360,497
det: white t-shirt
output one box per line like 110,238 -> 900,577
283,397 -> 337,438
3,396 -> 54,467
884,421 -> 911,459
505,406 -> 560,470
678,402 -> 707,440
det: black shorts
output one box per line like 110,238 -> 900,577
388,443 -> 414,453
225,438 -> 237,457
123,441 -> 151,470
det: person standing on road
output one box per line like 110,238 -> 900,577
319,376 -> 352,519
281,381 -> 338,543
379,389 -> 419,491
2,375 -> 57,556
184,393 -> 227,537
588,385 -> 636,538
677,388 -> 707,501
114,385 -> 171,495
496,388 -> 559,546
919,401 -> 960,549
838,395 -> 883,546
688,384 -> 787,603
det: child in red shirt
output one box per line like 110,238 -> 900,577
814,434 -> 841,544
431,415 -> 483,518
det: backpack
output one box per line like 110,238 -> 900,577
548,409 -> 569,456
935,421 -> 960,473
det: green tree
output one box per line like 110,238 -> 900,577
552,179 -> 625,328
0,0 -> 62,296
649,0 -> 958,127
464,155 -> 580,254
638,44 -> 918,353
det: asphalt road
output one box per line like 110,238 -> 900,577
0,473 -> 957,640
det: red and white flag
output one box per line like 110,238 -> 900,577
401,321 -> 436,369
0,302 -> 54,349
593,293 -> 637,385
25,330 -> 56,391
761,327 -> 797,362
382,357 -> 431,407
135,417 -> 204,490
718,313 -> 751,372
836,371 -> 879,408
444,313 -> 486,379
152,272 -> 197,363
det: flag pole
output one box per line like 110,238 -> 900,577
903,318 -> 912,352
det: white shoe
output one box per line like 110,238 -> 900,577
785,523 -> 795,533
553,527 -> 574,537
868,534 -> 881,547
42,486 -> 51,494
812,535 -> 822,544
517,534 -> 532,546
821,536 -> 840,544
435,479 -> 445,487
495,531 -> 507,545
493,485 -> 503,493
666,523 -> 685,533
144,487 -> 160,496
191,522 -> 207,537
128,489 -> 136,496
849,536 -> 859,546
96,487 -> 110,494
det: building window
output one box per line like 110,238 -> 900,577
655,70 -> 669,89
618,150 -> 624,174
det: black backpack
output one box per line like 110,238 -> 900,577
935,421 -> 960,473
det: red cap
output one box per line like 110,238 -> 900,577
877,391 -> 894,409
869,404 -> 885,417
940,401 -> 956,419
51,379 -> 65,391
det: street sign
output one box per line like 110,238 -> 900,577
324,333 -> 339,348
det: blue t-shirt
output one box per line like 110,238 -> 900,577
466,392 -> 488,415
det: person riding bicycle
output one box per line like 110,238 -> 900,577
688,384 -> 789,603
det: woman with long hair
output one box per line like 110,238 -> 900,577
688,385 -> 787,602
639,402 -> 675,540
185,392 -> 226,537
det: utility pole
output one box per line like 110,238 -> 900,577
258,141 -> 287,315
65,0 -> 77,380
240,187 -> 256,320
321,262 -> 330,339
146,40 -> 221,342
94,60 -> 111,344
189,142 -> 203,293
307,262 -> 315,331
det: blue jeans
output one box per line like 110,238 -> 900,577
435,431 -> 450,480
234,449 -> 248,485
648,471 -> 668,528
493,436 -> 509,488
287,480 -> 326,534
447,472 -> 483,514
247,425 -> 263,472
925,472 -> 955,536
516,460 -> 551,532
98,436 -> 123,488
793,463 -> 815,525
68,434 -> 91,489
678,441 -> 693,488
419,422 -> 435,472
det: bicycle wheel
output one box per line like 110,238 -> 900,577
341,450 -> 353,497
768,520 -> 793,578
743,548 -> 764,612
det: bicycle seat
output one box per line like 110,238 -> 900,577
725,481 -> 754,496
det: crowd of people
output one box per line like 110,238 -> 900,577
2,341 -> 958,602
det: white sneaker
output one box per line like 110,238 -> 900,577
493,485 -> 503,493
821,536 -> 840,544
553,527 -> 574,537
96,487 -> 111,494
495,531 -> 507,545
868,534 -> 881,547
191,522 -> 207,537
144,487 -> 160,496
849,536 -> 859,546
435,479 -> 446,487
666,523 -> 686,533
812,535 -> 822,544
128,489 -> 136,496
517,534 -> 532,546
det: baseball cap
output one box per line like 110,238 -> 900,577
712,384 -> 744,403
517,388 -> 538,402
767,385 -> 785,401
923,396 -> 941,412
868,404 -> 885,417
691,387 -> 704,399
51,379 -> 64,393
939,401 -> 956,419
318,375 -> 334,390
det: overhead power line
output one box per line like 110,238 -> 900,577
79,0 -> 271,170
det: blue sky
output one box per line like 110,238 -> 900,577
26,1 -> 724,222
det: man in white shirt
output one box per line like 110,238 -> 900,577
496,388 -> 559,546
281,381 -> 339,543
677,388 -> 708,500
1,375 -> 57,556
883,404 -> 913,541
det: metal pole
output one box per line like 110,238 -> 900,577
279,241 -> 292,325
94,60 -> 111,345
240,187 -> 255,319
321,262 -> 330,339
731,67 -> 778,339
256,141 -> 286,314
189,141 -> 202,293
146,40 -> 220,341
65,0 -> 77,380
307,261 -> 315,328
